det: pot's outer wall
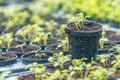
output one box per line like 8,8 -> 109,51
65,21 -> 102,62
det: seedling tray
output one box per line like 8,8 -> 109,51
0,59 -> 28,80
0,50 -> 117,80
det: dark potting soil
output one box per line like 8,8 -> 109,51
0,54 -> 16,61
47,46 -> 64,51
8,45 -> 39,52
67,21 -> 102,31
24,53 -> 49,60
108,35 -> 120,42
18,74 -> 34,80
45,61 -> 73,72
106,30 -> 116,37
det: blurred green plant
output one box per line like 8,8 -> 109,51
0,33 -> 13,48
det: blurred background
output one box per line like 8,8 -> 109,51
0,0 -> 120,35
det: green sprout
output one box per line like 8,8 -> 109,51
16,24 -> 43,41
15,43 -> 26,53
111,54 -> 120,68
30,32 -> 51,45
99,29 -> 108,49
56,37 -> 69,51
68,13 -> 89,31
26,63 -> 45,80
92,54 -> 110,68
89,66 -> 116,80
35,53 -> 47,59
110,44 -> 120,54
48,52 -> 71,69
0,33 -> 13,48
72,58 -> 87,67
49,70 -> 63,80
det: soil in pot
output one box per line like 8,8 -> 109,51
0,40 -> 24,52
24,53 -> 49,60
10,40 -> 24,47
105,30 -> 116,37
46,45 -> 64,52
66,21 -> 102,31
7,45 -> 40,53
6,45 -> 40,57
45,44 -> 68,53
18,74 -> 34,80
0,54 -> 15,61
108,35 -> 120,44
45,61 -> 73,72
0,53 -> 17,66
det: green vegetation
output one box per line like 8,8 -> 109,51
0,33 -> 13,48
26,51 -> 120,80
68,13 -> 89,31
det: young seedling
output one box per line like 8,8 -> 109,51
68,13 -> 89,31
15,43 -> 26,53
16,24 -> 43,41
111,54 -> 120,68
69,62 -> 92,79
48,52 -> 71,69
111,44 -> 120,54
89,66 -> 116,80
30,32 -> 51,45
26,62 -> 45,80
49,70 -> 63,80
72,58 -> 87,67
92,54 -> 110,68
35,53 -> 47,59
0,33 -> 13,48
99,29 -> 108,49
56,37 -> 69,51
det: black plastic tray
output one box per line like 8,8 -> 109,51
0,50 -> 117,80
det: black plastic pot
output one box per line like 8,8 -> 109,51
6,45 -> 41,57
21,51 -> 53,64
45,43 -> 69,55
0,53 -> 17,66
65,20 -> 102,62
